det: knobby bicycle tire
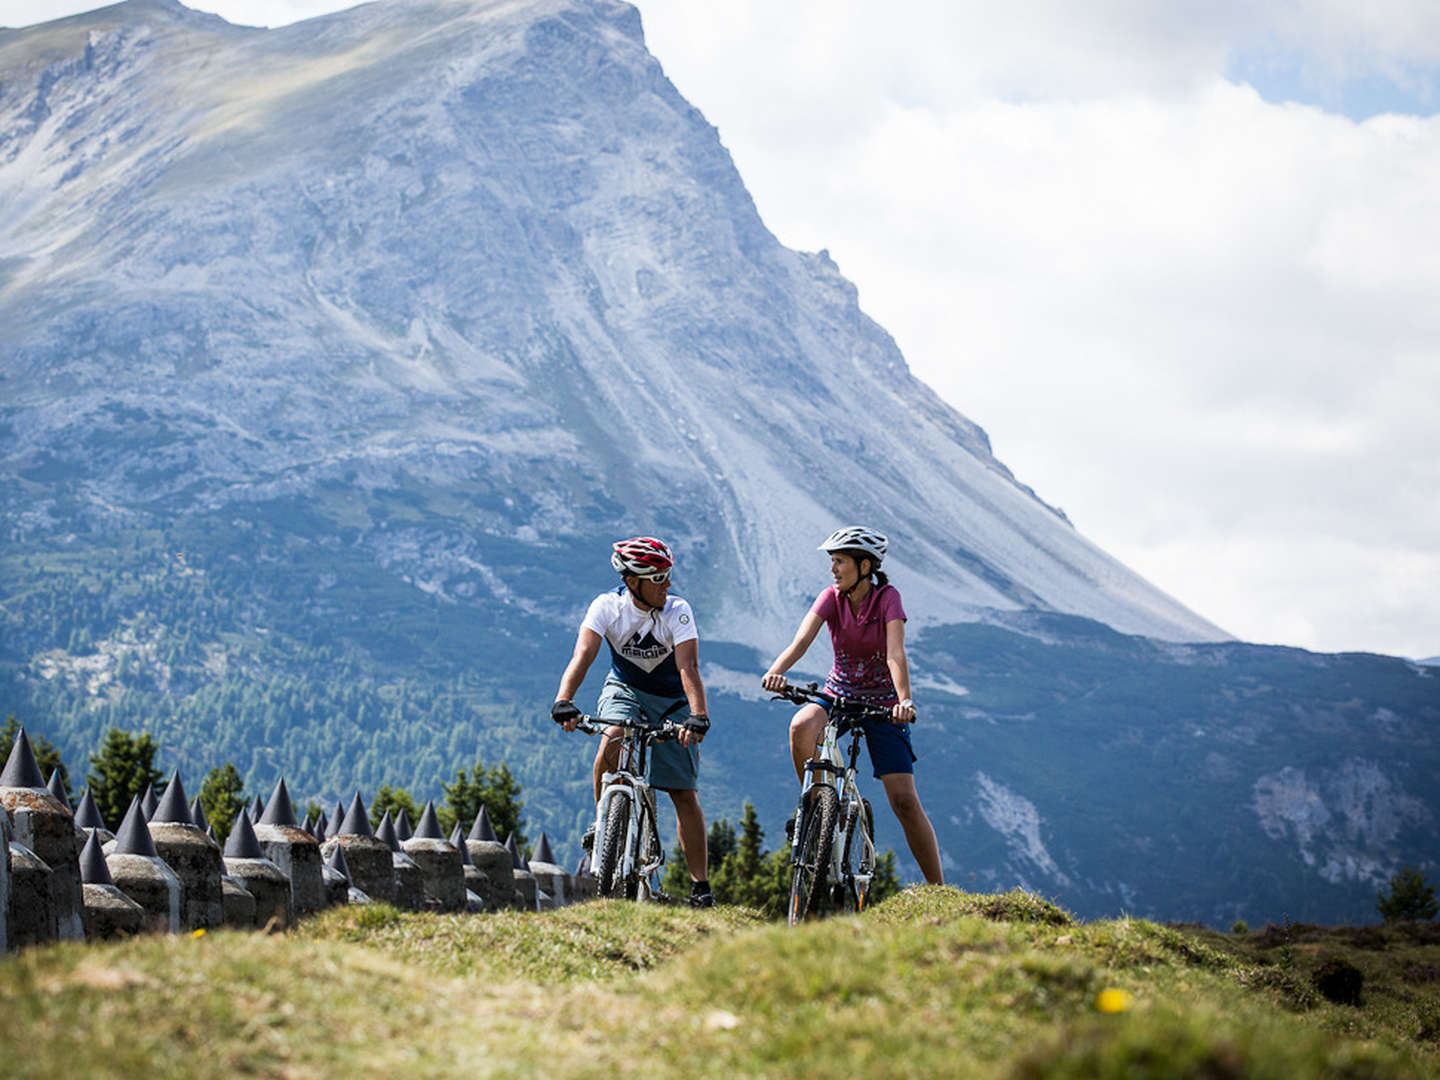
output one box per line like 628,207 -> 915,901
789,784 -> 839,925
598,791 -> 631,898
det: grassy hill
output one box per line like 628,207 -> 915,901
2,889 -> 1436,1078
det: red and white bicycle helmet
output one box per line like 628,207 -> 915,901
610,536 -> 675,580
818,525 -> 887,563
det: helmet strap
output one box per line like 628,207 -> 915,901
623,574 -> 658,612
841,555 -> 873,599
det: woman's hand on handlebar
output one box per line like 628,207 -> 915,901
891,698 -> 916,724
761,671 -> 788,693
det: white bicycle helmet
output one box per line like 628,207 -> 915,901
610,536 -> 675,580
818,525 -> 887,563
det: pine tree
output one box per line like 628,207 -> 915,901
0,715 -> 72,800
1377,865 -> 1439,923
712,802 -> 781,912
86,727 -> 164,829
440,760 -> 527,848
198,763 -> 247,842
370,784 -> 420,830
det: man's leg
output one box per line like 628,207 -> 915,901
788,704 -> 828,782
666,788 -> 707,881
879,772 -> 944,885
591,727 -> 623,803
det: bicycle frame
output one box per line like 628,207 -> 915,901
577,716 -> 674,901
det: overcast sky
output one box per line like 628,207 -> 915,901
5,0 -> 1439,660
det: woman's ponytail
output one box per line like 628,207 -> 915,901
874,569 -> 889,589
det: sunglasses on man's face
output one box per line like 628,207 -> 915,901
644,572 -> 671,585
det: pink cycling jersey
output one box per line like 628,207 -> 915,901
811,583 -> 907,703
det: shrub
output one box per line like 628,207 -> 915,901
1311,956 -> 1364,1007
1376,865 -> 1438,923
1231,920 -> 1249,934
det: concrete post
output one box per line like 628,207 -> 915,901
319,793 -> 394,904
252,778 -> 323,916
1,729 -> 84,940
377,811 -> 424,911
464,805 -> 515,911
104,796 -> 183,933
451,823 -> 489,912
401,801 -> 465,913
528,833 -> 569,907
505,834 -> 538,911
223,810 -> 294,929
79,829 -> 144,939
148,772 -> 225,931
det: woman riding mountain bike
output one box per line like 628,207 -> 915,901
761,525 -> 944,885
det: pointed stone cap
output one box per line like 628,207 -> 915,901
0,728 -> 47,789
80,829 -> 114,884
75,789 -> 108,831
189,797 -> 210,831
206,824 -> 217,841
449,824 -> 475,864
150,772 -> 192,824
574,853 -> 595,879
224,809 -> 265,859
375,811 -> 400,852
328,801 -> 345,839
313,811 -> 328,839
395,807 -> 413,842
326,843 -> 352,882
112,796 -> 159,857
46,769 -> 70,808
468,805 -> 498,843
534,833 -> 556,866
413,801 -> 444,840
338,793 -> 373,837
259,778 -> 298,827
250,795 -> 265,820
141,783 -> 159,820
504,833 -> 526,870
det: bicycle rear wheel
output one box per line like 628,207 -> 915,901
597,791 -> 631,898
842,796 -> 876,911
789,785 -> 839,925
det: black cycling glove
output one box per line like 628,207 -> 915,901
683,713 -> 710,735
551,699 -> 580,725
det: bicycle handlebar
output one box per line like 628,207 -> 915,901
573,715 -> 685,742
767,681 -> 915,724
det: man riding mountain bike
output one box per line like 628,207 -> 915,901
551,536 -> 715,907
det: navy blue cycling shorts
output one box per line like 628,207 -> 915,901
819,702 -> 916,777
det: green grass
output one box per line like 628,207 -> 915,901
1,889 -> 1435,1078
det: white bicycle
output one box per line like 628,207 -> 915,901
770,683 -> 893,925
575,715 -> 682,901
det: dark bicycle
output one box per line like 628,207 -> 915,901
770,682 -> 904,924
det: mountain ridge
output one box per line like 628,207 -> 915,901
0,0 -> 1226,649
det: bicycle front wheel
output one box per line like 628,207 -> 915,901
598,791 -> 632,898
789,785 -> 839,925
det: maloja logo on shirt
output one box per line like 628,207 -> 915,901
623,629 -> 667,661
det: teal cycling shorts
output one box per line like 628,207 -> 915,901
596,674 -> 700,791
